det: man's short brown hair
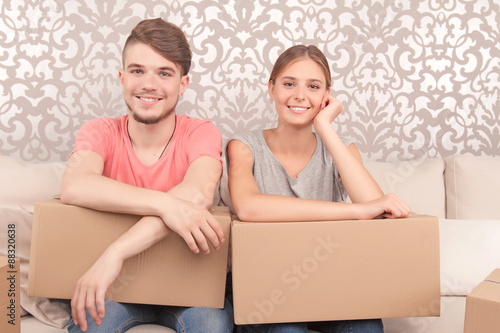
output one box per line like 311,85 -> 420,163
123,18 -> 192,76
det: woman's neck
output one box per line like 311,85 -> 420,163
265,123 -> 316,156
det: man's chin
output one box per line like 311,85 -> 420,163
133,115 -> 161,125
130,109 -> 174,125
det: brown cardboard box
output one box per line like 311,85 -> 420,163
1,256 -> 20,333
464,269 -> 500,333
28,199 -> 231,308
231,214 -> 440,325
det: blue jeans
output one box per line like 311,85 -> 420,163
68,297 -> 234,333
236,319 -> 383,333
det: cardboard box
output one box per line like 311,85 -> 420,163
231,214 -> 440,325
464,269 -> 500,333
1,256 -> 20,333
28,199 -> 231,308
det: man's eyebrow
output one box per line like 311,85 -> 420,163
158,66 -> 177,73
126,63 -> 144,69
126,64 -> 177,73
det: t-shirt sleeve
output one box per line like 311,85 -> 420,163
336,136 -> 357,202
224,131 -> 256,171
185,120 -> 222,164
72,119 -> 112,161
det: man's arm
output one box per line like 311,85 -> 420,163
61,150 -> 174,216
61,151 -> 224,251
69,155 -> 224,331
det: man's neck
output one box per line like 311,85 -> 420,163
126,113 -> 177,163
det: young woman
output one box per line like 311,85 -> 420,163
226,45 -> 410,333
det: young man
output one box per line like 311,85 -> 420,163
61,18 -> 233,333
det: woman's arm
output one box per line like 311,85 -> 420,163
313,96 -> 410,218
313,96 -> 385,203
228,139 -> 408,222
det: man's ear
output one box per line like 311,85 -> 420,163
179,75 -> 190,97
118,69 -> 125,85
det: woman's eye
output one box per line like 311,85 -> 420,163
284,82 -> 293,87
310,85 -> 320,89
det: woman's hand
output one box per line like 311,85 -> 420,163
355,193 -> 411,220
313,95 -> 343,131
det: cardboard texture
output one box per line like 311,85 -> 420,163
28,199 -> 231,308
464,269 -> 500,333
231,214 -> 440,325
1,256 -> 20,333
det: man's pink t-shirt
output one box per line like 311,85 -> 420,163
73,114 -> 222,192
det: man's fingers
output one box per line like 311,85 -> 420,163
96,290 -> 106,319
74,290 -> 88,331
86,290 -> 101,327
206,214 -> 225,244
191,228 -> 211,254
179,231 -> 200,254
70,293 -> 79,326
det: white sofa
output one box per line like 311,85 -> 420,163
2,154 -> 499,333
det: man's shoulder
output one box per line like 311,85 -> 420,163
176,114 -> 219,133
82,115 -> 126,130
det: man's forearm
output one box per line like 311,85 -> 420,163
105,215 -> 171,263
62,173 -> 175,216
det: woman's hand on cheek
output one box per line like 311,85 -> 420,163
314,95 -> 343,129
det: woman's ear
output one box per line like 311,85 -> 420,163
268,80 -> 275,101
325,87 -> 331,97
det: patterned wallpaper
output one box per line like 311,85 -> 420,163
1,0 -> 499,163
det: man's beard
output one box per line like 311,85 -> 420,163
126,101 -> 175,125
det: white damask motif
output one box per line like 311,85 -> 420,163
0,0 -> 498,162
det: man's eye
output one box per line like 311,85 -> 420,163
160,72 -> 171,77
131,69 -> 142,74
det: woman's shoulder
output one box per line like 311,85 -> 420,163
230,129 -> 264,146
315,133 -> 355,148
231,129 -> 262,140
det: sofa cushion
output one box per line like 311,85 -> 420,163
0,207 -> 70,328
0,155 -> 66,213
439,218 -> 500,296
445,155 -> 500,219
361,158 -> 446,218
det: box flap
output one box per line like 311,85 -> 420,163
485,269 -> 500,284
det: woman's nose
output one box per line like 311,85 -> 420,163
294,86 -> 306,100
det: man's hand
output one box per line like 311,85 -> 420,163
160,197 -> 225,254
71,248 -> 123,331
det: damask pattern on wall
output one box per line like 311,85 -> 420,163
0,0 -> 499,162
